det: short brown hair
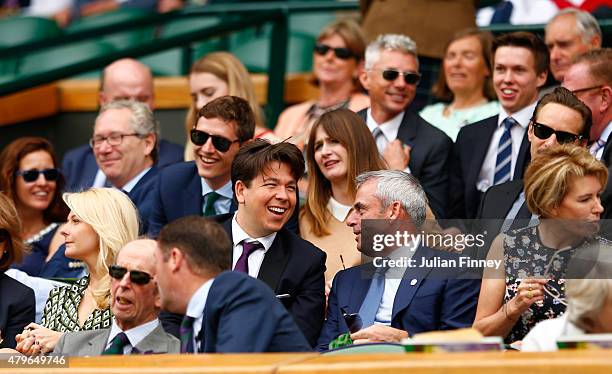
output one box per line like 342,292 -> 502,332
196,95 -> 256,143
231,140 -> 305,190
525,144 -> 608,218
432,28 -> 496,101
157,216 -> 231,277
531,87 -> 592,138
0,192 -> 26,271
573,48 -> 612,86
0,137 -> 69,224
493,31 -> 549,76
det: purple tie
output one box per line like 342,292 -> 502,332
234,240 -> 263,273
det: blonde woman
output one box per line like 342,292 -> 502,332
14,188 -> 139,355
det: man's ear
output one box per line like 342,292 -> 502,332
169,247 -> 183,273
600,85 -> 612,113
143,133 -> 156,158
387,201 -> 404,219
535,70 -> 548,89
235,180 -> 246,205
359,69 -> 370,91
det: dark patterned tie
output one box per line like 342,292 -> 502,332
203,191 -> 220,216
102,332 -> 130,355
180,316 -> 196,353
233,240 -> 263,274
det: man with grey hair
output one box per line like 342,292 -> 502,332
316,170 -> 479,351
357,34 -> 452,219
545,8 -> 602,83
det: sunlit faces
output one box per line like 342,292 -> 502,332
493,46 -> 547,114
15,150 -> 56,212
345,180 -> 391,255
444,35 -> 490,96
60,212 -> 99,263
92,108 -> 155,189
360,50 -> 418,121
562,62 -> 606,140
550,175 -> 603,237
193,116 -> 240,189
153,245 -> 176,314
314,33 -> 358,86
235,162 -> 297,238
189,72 -> 229,111
528,102 -> 584,157
100,69 -> 154,109
313,127 -> 349,184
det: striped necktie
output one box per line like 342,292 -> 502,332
180,316 -> 196,353
590,139 -> 606,159
102,332 -> 130,355
494,117 -> 517,185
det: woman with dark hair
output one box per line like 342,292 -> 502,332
0,192 -> 36,349
420,29 -> 498,141
0,137 -> 69,276
274,19 -> 369,149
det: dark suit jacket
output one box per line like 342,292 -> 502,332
200,271 -> 312,352
316,246 -> 480,352
449,115 -> 530,219
357,108 -> 452,218
214,213 -> 326,347
0,274 -> 35,349
61,139 -> 184,192
600,140 -> 612,220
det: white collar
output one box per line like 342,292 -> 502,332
598,121 -> 612,143
121,167 -> 152,193
231,212 -> 276,251
107,317 -> 159,349
327,196 -> 352,222
186,278 -> 214,319
200,179 -> 233,199
498,101 -> 538,129
366,108 -> 405,140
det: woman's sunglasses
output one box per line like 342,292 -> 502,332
108,265 -> 153,285
15,168 -> 60,183
313,43 -> 355,60
190,129 -> 239,152
532,122 -> 583,144
380,69 -> 421,85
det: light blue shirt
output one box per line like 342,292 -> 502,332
185,278 -> 215,353
200,179 -> 233,215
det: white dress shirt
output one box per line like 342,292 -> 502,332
93,167 -> 151,192
185,278 -> 215,353
476,102 -> 536,192
366,108 -> 405,155
105,318 -> 160,354
231,213 -> 276,278
200,179 -> 233,215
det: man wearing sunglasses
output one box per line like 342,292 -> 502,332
357,34 -> 452,219
450,32 -> 549,220
53,239 -> 179,356
62,58 -> 183,193
476,87 -> 592,257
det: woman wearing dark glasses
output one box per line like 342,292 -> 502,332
0,193 -> 35,349
274,19 -> 370,149
420,29 -> 499,142
0,137 -> 69,277
14,188 -> 139,355
474,144 -> 609,346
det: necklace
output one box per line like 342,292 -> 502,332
25,222 -> 59,244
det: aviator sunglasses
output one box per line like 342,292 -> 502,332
15,168 -> 60,183
190,129 -> 239,152
531,122 -> 583,144
379,69 -> 421,85
108,265 -> 153,285
313,43 -> 356,60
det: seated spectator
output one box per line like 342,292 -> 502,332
0,137 -> 69,276
14,188 -> 139,355
0,193 -> 35,349
420,29 -> 499,141
474,144 -> 607,344
53,239 -> 179,356
522,278 -> 612,351
155,216 -> 312,353
184,52 -> 273,161
274,19 -> 369,149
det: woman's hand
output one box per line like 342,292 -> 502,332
15,323 -> 63,355
507,279 -> 548,319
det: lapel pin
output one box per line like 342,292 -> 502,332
410,279 -> 417,286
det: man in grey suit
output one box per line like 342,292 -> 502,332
53,239 -> 179,356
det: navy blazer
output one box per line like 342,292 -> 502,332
316,246 -> 480,351
62,139 -> 184,192
449,115 -> 530,219
0,274 -> 35,349
200,271 -> 312,352
357,108 -> 452,218
214,213 -> 326,348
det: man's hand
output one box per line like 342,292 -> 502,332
350,325 -> 408,344
383,140 -> 411,170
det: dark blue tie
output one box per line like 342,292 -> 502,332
494,117 -> 517,185
180,316 -> 195,353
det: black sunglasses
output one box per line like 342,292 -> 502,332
314,43 -> 355,60
380,69 -> 421,85
532,122 -> 583,144
109,265 -> 153,285
190,129 -> 239,152
15,168 -> 60,183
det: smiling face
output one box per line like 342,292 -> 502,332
235,162 -> 297,238
314,33 -> 358,86
313,127 -> 349,184
61,211 -> 99,264
444,35 -> 490,97
493,46 -> 547,115
111,240 -> 159,331
14,150 -> 56,213
360,49 -> 418,123
189,72 -> 229,111
528,102 -> 585,157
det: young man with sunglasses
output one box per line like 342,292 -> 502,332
475,87 -> 592,258
357,34 -> 452,219
450,32 -> 549,220
53,239 -> 179,356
